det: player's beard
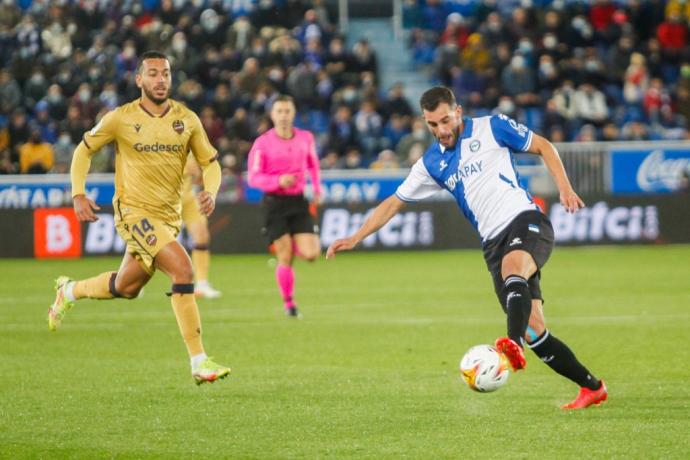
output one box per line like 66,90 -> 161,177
143,85 -> 170,106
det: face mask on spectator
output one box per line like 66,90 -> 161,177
172,38 -> 187,53
78,89 -> 91,102
57,134 -> 72,147
518,40 -> 533,53
342,88 -> 357,103
498,99 -> 515,114
540,62 -> 555,77
511,56 -> 526,70
543,35 -> 557,50
585,59 -> 599,72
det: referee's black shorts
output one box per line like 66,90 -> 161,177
482,210 -> 555,311
262,193 -> 319,243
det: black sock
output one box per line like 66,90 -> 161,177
528,330 -> 601,390
504,275 -> 531,347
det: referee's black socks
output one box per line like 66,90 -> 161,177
503,275 -> 532,347
528,330 -> 601,390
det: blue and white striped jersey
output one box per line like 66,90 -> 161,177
395,114 -> 540,242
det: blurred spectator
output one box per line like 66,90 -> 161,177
573,83 -> 608,127
439,12 -> 471,49
381,82 -> 414,120
52,132 -> 75,174
601,122 -> 621,142
501,55 -> 538,107
575,124 -> 598,142
479,12 -> 507,48
656,9 -> 688,63
0,69 -> 21,114
33,101 -> 58,144
382,114 -> 410,150
369,149 -> 400,170
327,105 -> 359,156
643,78 -> 672,125
8,109 -> 30,164
542,98 -> 570,141
623,52 -> 649,105
351,39 -> 378,77
19,129 -> 54,174
621,121 -> 650,140
396,118 -> 433,165
354,99 -> 383,157
342,147 -> 363,169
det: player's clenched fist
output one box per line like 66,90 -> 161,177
72,194 -> 100,222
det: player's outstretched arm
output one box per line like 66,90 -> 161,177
527,134 -> 585,213
326,195 -> 406,259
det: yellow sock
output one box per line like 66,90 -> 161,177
171,293 -> 205,357
72,272 -> 116,299
192,249 -> 210,282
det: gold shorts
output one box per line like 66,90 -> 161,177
115,214 -> 180,275
181,189 -> 207,226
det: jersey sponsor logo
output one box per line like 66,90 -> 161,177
172,119 -> 185,134
444,160 -> 483,191
133,142 -> 184,153
469,140 -> 481,152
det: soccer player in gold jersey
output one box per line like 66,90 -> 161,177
48,51 -> 230,385
181,155 -> 221,299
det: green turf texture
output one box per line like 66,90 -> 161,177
1,245 -> 689,459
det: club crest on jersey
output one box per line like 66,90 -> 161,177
145,234 -> 157,246
469,140 -> 481,152
172,120 -> 184,134
134,123 -> 141,133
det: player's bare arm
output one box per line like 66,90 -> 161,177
527,134 -> 585,213
326,195 -> 406,259
72,194 -> 101,222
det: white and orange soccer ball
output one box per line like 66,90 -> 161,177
459,345 -> 510,392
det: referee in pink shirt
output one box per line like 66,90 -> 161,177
247,95 -> 322,317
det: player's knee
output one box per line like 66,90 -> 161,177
175,265 -> 195,284
302,246 -> 321,261
118,284 -> 143,299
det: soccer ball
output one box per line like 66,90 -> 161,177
459,345 -> 510,392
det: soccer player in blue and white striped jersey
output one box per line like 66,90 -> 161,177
327,86 -> 607,410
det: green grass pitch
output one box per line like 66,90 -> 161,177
1,245 -> 689,459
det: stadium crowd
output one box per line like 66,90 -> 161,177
406,0 -> 690,144
1,0 -> 689,192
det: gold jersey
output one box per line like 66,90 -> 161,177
82,98 -> 217,224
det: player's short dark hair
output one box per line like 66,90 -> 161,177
419,86 -> 457,112
272,94 -> 295,107
136,50 -> 170,74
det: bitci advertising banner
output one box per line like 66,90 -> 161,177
610,148 -> 690,194
33,208 -> 82,258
